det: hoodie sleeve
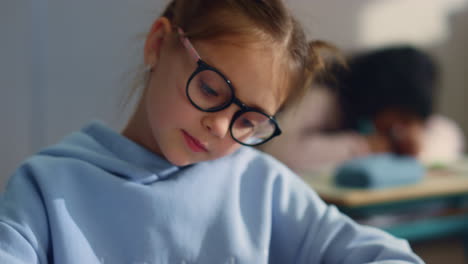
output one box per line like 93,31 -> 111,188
0,164 -> 50,264
268,166 -> 424,264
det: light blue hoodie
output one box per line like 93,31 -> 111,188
0,121 -> 423,263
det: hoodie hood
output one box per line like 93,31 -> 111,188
38,121 -> 182,184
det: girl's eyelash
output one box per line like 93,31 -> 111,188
201,82 -> 218,96
242,118 -> 255,127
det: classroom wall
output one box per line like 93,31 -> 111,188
1,0 -> 467,190
0,0 -> 163,189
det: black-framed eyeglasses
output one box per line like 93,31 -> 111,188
177,28 -> 282,146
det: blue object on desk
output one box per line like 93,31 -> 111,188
334,154 -> 425,189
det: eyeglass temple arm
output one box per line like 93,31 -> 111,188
177,28 -> 201,62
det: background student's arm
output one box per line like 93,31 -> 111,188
0,166 -> 50,264
268,169 -> 424,264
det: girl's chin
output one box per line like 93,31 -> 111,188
164,151 -> 203,166
165,156 -> 193,166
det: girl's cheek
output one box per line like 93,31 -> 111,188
222,141 -> 243,156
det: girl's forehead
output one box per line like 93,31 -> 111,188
191,37 -> 290,115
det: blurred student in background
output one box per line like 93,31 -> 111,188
260,45 -> 465,173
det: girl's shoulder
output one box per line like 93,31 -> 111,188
6,121 -> 172,188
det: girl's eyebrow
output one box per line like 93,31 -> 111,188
240,97 -> 276,116
253,102 -> 276,116
228,75 -> 277,117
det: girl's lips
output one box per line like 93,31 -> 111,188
182,130 -> 208,153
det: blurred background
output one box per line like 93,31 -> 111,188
1,0 -> 467,262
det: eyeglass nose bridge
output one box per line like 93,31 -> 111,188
231,97 -> 249,112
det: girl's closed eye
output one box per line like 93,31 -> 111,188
199,81 -> 219,97
235,112 -> 272,130
232,117 -> 257,140
239,117 -> 256,128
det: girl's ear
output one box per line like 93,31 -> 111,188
144,17 -> 173,68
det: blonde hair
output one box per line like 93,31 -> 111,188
128,0 -> 328,113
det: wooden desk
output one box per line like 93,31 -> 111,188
301,159 -> 468,242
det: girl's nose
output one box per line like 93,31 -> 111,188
201,110 -> 232,139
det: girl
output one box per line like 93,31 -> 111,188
0,1 -> 423,263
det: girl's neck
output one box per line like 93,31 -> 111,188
122,98 -> 162,156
